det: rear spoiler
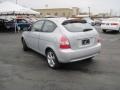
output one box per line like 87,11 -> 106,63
62,19 -> 87,25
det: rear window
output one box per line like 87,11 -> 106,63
62,20 -> 93,32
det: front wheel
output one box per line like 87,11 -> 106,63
22,38 -> 29,51
46,50 -> 60,69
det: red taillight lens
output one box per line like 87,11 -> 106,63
111,23 -> 118,25
60,36 -> 71,49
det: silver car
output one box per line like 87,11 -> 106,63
21,18 -> 101,69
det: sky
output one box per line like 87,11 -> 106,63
1,0 -> 120,15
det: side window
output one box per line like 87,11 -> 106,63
42,21 -> 57,32
31,21 -> 44,32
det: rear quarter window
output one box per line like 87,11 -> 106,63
42,20 -> 57,32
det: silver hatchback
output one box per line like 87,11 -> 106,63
21,18 -> 101,69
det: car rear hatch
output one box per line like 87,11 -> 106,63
102,20 -> 119,27
62,19 -> 98,50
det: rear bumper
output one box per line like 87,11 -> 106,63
56,43 -> 101,63
101,26 -> 120,31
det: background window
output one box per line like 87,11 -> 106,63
47,13 -> 51,15
62,12 -> 65,16
54,12 -> 58,16
40,13 -> 43,15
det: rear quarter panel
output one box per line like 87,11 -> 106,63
38,27 -> 62,56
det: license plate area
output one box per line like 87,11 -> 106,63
82,39 -> 90,45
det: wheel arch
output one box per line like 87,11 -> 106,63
21,37 -> 24,42
45,47 -> 54,55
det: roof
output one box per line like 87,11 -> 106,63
0,1 -> 39,15
40,17 -> 68,24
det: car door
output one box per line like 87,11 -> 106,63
38,20 -> 57,55
30,20 -> 44,52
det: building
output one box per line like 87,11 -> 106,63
34,7 -> 80,18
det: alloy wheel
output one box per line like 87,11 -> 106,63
47,51 -> 56,67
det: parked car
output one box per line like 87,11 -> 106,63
94,19 -> 102,26
82,17 -> 95,26
5,18 -> 31,31
101,18 -> 120,33
0,19 -> 8,31
21,18 -> 101,69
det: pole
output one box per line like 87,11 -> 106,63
16,0 -> 18,4
13,11 -> 16,33
88,7 -> 91,17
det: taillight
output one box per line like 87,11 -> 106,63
60,36 -> 71,49
111,23 -> 118,25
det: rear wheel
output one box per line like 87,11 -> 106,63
116,30 -> 119,33
22,38 -> 29,51
46,49 -> 60,69
84,57 -> 94,62
102,29 -> 107,33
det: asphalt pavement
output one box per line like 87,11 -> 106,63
0,27 -> 120,90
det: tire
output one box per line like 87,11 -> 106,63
102,29 -> 107,33
116,30 -> 119,33
86,57 -> 94,60
46,49 -> 60,69
22,38 -> 29,51
85,57 -> 94,62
